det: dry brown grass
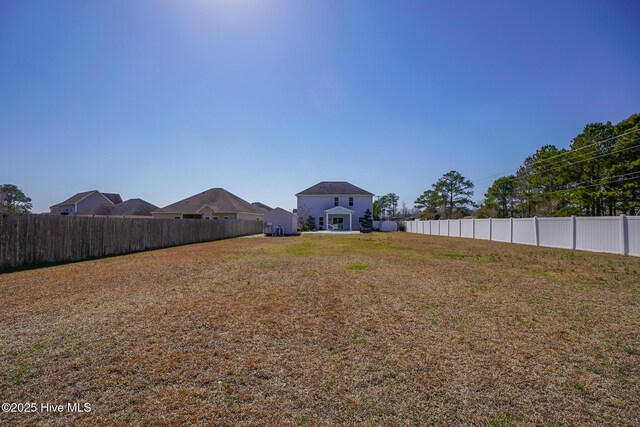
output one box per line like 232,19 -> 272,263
1,233 -> 639,426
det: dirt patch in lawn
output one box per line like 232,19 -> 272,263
1,233 -> 638,426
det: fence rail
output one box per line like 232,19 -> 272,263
403,215 -> 640,257
0,213 -> 263,271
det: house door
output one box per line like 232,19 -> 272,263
332,217 -> 344,230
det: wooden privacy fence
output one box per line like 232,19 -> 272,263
403,215 -> 640,257
0,213 -> 263,271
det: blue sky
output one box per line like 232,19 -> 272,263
1,0 -> 639,213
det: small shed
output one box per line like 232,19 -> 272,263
264,208 -> 298,236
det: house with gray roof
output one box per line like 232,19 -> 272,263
50,190 -> 123,215
296,181 -> 373,231
251,202 -> 272,213
86,198 -> 159,217
152,188 -> 264,221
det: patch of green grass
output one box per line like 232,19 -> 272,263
358,240 -> 408,251
443,252 -> 466,260
29,341 -> 45,352
346,264 -> 368,270
331,347 -> 346,355
622,345 -> 635,355
227,394 -> 238,403
349,337 -> 367,345
11,369 -> 28,383
109,379 -> 123,388
282,244 -> 314,257
574,381 -> 585,391
487,411 -> 511,427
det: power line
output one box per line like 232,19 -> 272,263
533,128 -> 639,166
545,171 -> 640,195
472,128 -> 640,184
535,138 -> 640,175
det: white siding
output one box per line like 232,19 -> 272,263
264,208 -> 297,235
297,195 -> 373,230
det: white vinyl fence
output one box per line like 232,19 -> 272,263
403,216 -> 640,257
373,220 -> 398,232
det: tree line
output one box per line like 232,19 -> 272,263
413,113 -> 639,219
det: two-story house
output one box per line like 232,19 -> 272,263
50,190 -> 123,215
296,182 -> 373,231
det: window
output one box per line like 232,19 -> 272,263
174,216 -> 180,219
334,197 -> 339,206
205,217 -> 210,220
349,197 -> 353,206
213,217 -> 218,220
223,216 -> 229,220
319,217 -> 324,227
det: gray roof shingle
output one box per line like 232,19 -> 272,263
153,188 -> 260,214
51,190 -> 122,208
296,181 -> 373,196
251,202 -> 272,213
50,190 -> 98,207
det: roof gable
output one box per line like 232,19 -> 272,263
251,202 -> 272,213
153,188 -> 260,214
296,181 -> 373,196
324,206 -> 355,215
51,190 -> 100,208
51,190 -> 121,208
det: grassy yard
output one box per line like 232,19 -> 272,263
1,233 -> 639,426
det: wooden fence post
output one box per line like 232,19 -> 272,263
534,216 -> 540,246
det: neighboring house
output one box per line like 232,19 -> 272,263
152,188 -> 264,220
264,208 -> 298,235
50,190 -> 123,215
296,181 -> 374,230
251,202 -> 272,214
85,198 -> 159,217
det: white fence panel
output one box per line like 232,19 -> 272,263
460,219 -> 474,238
512,218 -> 536,245
475,219 -> 491,240
538,217 -> 572,249
404,216 -> 639,257
450,220 -> 461,237
438,220 -> 448,236
492,219 -> 511,242
431,220 -> 439,235
628,217 -> 640,257
576,216 -> 620,254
